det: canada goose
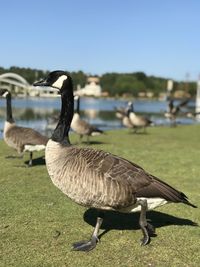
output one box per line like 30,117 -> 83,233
0,89 -> 48,166
164,98 -> 189,126
71,95 -> 104,143
115,101 -> 133,120
122,114 -> 134,129
120,108 -> 136,131
186,111 -> 200,119
128,106 -> 152,133
34,71 -> 196,252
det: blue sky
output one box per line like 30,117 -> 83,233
1,0 -> 200,81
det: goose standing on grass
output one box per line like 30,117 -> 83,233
115,101 -> 134,128
122,113 -> 135,130
120,108 -> 136,131
0,89 -> 48,166
128,105 -> 153,133
164,98 -> 189,126
33,71 -> 197,252
186,111 -> 200,119
115,101 -> 133,120
71,95 -> 104,143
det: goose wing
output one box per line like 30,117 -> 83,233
178,98 -> 189,108
6,126 -> 48,146
73,147 -> 195,208
78,119 -> 94,131
68,148 -> 153,208
73,117 -> 103,135
168,99 -> 174,113
140,115 -> 152,124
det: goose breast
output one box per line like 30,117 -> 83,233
129,113 -> 146,127
3,122 -> 24,153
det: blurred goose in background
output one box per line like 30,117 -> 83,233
164,98 -> 189,126
33,71 -> 196,252
0,89 -> 48,166
128,105 -> 153,133
71,95 -> 104,143
185,110 -> 200,119
120,107 -> 136,131
115,101 -> 133,120
122,113 -> 134,130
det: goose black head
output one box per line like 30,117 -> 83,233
127,101 -> 134,111
33,70 -> 73,94
0,89 -> 10,98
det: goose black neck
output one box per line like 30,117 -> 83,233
51,89 -> 74,144
76,97 -> 80,114
6,93 -> 14,123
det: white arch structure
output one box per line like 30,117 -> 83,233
0,72 -> 59,97
0,72 -> 31,94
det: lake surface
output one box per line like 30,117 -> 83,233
0,96 -> 198,139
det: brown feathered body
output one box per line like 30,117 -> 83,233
71,113 -> 103,137
46,139 -> 195,212
122,116 -> 134,129
129,112 -> 152,128
4,121 -> 48,155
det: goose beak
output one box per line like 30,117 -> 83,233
33,79 -> 49,87
33,79 -> 59,93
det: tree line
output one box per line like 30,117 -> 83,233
0,66 -> 197,97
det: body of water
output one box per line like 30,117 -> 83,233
0,96 -> 198,139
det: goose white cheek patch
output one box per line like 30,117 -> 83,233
52,75 -> 68,89
3,91 -> 9,97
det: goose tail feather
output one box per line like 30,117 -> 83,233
136,175 -> 197,208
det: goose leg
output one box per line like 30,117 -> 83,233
138,199 -> 155,246
79,134 -> 83,144
28,152 -> 33,167
72,212 -> 104,252
134,126 -> 138,134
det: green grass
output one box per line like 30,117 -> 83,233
0,125 -> 200,267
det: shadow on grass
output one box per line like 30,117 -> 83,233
24,156 -> 46,166
84,208 -> 198,239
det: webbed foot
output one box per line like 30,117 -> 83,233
72,236 -> 98,252
140,223 -> 155,245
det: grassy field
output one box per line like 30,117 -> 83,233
0,125 -> 199,267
